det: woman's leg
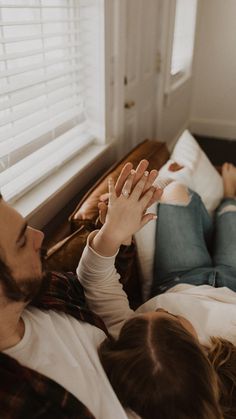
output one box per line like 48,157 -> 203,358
213,163 -> 236,290
151,182 -> 214,297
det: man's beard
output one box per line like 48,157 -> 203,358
0,248 -> 50,303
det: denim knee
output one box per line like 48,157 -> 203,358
216,198 -> 236,216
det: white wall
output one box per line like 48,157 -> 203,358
158,79 -> 193,148
190,0 -> 236,140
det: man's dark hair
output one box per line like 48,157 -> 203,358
0,256 -> 48,303
0,259 -> 21,300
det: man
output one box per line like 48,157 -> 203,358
0,192 -> 132,419
0,160 -> 159,419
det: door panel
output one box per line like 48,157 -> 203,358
140,0 -> 158,77
124,0 -> 161,153
125,112 -> 138,149
141,101 -> 154,140
126,0 -> 141,86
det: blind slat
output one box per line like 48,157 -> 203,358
0,27 -> 92,45
0,19 -> 82,26
0,54 -> 83,78
1,4 -> 77,8
0,2 -> 96,9
0,30 -> 82,44
0,78 -> 85,112
0,94 -> 83,127
0,43 -> 85,62
0,104 -> 85,154
1,66 -> 84,95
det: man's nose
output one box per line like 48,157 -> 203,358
30,227 -> 45,250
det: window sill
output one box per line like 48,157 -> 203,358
13,142 -> 114,229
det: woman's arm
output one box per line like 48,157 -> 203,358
77,230 -> 134,338
77,172 -> 159,337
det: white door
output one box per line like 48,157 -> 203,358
123,0 -> 162,153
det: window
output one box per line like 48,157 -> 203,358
169,0 -> 198,86
0,0 -> 106,204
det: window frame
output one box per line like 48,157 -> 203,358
164,0 -> 199,96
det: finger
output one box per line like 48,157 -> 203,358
141,213 -> 157,228
115,162 -> 133,195
99,192 -> 109,203
121,170 -> 135,197
116,160 -> 149,196
98,203 -> 107,224
99,205 -> 107,224
135,159 -> 149,176
142,169 -> 159,194
130,172 -> 149,201
98,208 -> 103,224
133,159 -> 149,185
140,186 -> 157,209
145,188 -> 163,209
98,201 -> 106,210
154,188 -> 163,201
108,178 -> 116,205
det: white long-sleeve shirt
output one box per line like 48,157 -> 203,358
77,233 -> 236,345
4,308 -> 131,419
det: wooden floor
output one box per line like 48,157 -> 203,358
194,134 -> 236,166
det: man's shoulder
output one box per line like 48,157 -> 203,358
0,351 -> 96,419
31,270 -> 109,337
34,270 -> 86,307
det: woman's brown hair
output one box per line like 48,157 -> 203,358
99,316 -> 222,419
207,337 -> 236,419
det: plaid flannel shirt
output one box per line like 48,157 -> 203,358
0,271 -> 108,419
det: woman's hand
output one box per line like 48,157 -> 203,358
91,173 -> 158,256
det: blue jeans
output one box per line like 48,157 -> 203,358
151,190 -> 236,297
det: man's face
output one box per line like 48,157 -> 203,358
0,199 -> 45,303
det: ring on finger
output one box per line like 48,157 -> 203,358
122,189 -> 130,198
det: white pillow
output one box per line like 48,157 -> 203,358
157,159 -> 194,190
170,130 -> 223,213
134,130 -> 224,301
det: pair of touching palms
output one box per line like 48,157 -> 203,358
98,160 -> 163,247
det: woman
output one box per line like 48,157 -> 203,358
77,162 -> 236,419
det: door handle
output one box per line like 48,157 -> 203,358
124,100 -> 135,109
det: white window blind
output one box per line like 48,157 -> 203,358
171,0 -> 198,76
0,0 -> 105,203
